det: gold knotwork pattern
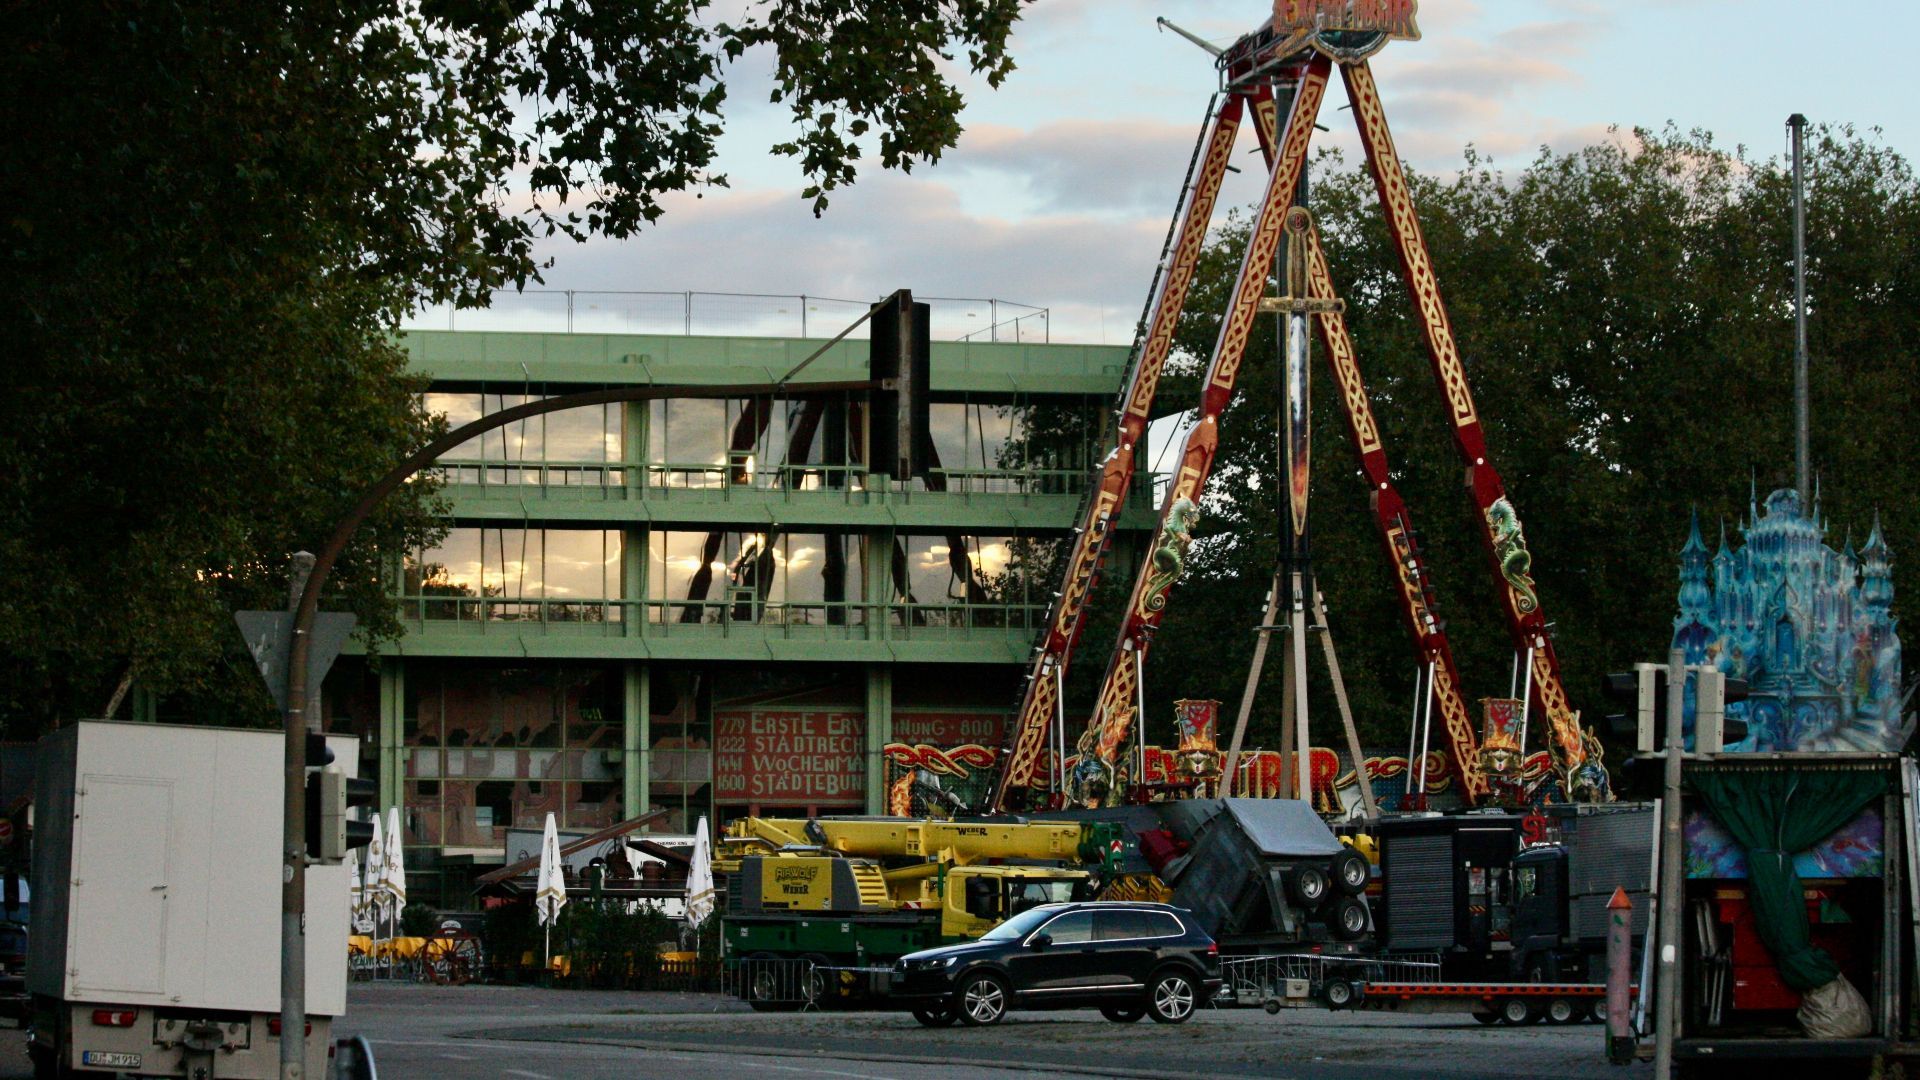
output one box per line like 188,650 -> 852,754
1430,662 -> 1489,799
1089,650 -> 1141,763
1344,62 -> 1478,431
1387,523 -> 1433,628
1211,67 -> 1327,393
1532,647 -> 1585,769
1305,229 -> 1381,456
1003,670 -> 1060,789
1050,489 -> 1118,638
1128,107 -> 1243,421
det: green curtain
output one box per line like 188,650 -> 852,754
1689,770 -> 1888,990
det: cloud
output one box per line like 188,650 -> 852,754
530,172 -> 1168,341
953,119 -> 1201,214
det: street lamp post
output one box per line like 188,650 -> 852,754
275,378 -> 873,1078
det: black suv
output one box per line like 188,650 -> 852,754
890,902 -> 1222,1027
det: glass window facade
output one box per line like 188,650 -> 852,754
405,527 -> 623,621
402,663 -> 624,848
424,392 -> 623,462
649,530 -> 863,624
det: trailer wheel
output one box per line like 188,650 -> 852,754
1263,999 -> 1283,1015
1322,979 -> 1358,1010
1472,1010 -> 1500,1025
1588,999 -> 1607,1024
1327,896 -> 1369,941
1544,998 -> 1579,1024
1331,849 -> 1371,894
1287,865 -> 1331,908
1499,997 -> 1540,1025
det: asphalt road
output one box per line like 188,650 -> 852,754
0,984 -> 1653,1079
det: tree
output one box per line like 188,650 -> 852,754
1130,126 -> 1920,763
0,1 -> 1028,733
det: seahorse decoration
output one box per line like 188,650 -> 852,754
1137,497 -> 1201,619
1485,496 -> 1539,615
1561,727 -> 1612,804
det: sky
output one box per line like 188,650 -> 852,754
415,1 -> 1920,345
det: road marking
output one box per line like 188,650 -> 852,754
502,1070 -> 553,1079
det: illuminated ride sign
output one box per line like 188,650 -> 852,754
1234,0 -> 1421,69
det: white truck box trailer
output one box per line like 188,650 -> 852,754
28,721 -> 358,1078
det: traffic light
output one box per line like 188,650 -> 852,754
1601,663 -> 1666,753
1602,664 -> 1751,754
869,289 -> 930,481
303,733 -> 376,862
1692,668 -> 1751,752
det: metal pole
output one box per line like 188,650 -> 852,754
1290,570 -> 1311,802
1311,590 -> 1377,819
1516,644 -> 1536,758
1417,659 -> 1436,798
280,552 -> 315,1080
1790,113 -> 1809,508
1222,573 -> 1284,785
1055,663 -> 1067,801
1654,647 -> 1687,1078
273,377 -> 875,1080
1405,663 -> 1423,804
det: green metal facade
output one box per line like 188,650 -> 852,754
353,328 -> 1148,895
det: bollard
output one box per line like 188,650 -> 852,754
1605,886 -> 1634,1065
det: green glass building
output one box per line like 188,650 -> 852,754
325,319 -> 1156,903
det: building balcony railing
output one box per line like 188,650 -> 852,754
428,460 -> 1158,508
394,596 -> 1049,639
405,289 -> 1051,344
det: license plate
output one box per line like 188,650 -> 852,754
83,1051 -> 142,1068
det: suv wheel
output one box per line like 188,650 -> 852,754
1147,969 -> 1198,1024
957,972 -> 1009,1026
1099,1004 -> 1146,1023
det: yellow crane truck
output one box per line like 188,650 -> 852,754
717,816 -> 1119,1007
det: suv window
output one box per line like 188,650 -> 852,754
1039,910 -> 1095,944
1096,910 -> 1181,941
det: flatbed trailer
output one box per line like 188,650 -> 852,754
1217,949 -> 1618,1024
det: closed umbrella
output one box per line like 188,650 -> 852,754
383,806 -> 407,928
365,814 -> 386,937
535,813 -> 567,973
685,816 -> 715,929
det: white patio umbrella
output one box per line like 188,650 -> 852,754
383,806 -> 407,928
535,812 -> 567,972
364,814 -> 386,934
685,816 -> 715,930
349,852 -> 367,933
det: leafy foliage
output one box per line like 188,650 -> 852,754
1132,126 -> 1920,757
0,1 -> 1026,733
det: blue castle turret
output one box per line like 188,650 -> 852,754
1671,486 -> 1907,751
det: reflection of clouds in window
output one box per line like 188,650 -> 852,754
420,392 -> 620,463
409,528 -> 621,599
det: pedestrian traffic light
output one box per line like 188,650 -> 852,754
1601,663 -> 1666,753
303,732 -> 375,862
305,768 -> 378,864
869,289 -> 930,481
